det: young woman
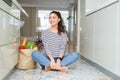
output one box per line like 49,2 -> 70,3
32,11 -> 79,72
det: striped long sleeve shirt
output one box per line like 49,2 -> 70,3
41,29 -> 67,58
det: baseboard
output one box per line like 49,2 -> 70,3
81,55 -> 120,80
2,67 -> 16,80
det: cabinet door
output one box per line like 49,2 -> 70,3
0,44 -> 18,80
0,9 -> 20,46
0,9 -> 14,45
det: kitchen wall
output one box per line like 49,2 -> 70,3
20,7 -> 37,37
80,0 -> 120,76
68,3 -> 78,47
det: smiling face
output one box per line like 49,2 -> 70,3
49,13 -> 60,27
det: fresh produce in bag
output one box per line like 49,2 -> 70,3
19,37 -> 27,50
26,42 -> 36,49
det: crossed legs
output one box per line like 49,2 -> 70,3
32,51 -> 79,72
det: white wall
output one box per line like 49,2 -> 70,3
20,7 -> 37,37
80,0 -> 120,76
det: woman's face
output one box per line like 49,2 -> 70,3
49,13 -> 60,26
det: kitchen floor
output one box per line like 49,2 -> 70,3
7,44 -> 113,80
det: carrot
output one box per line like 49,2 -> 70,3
22,37 -> 27,46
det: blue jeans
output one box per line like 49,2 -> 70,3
32,51 -> 80,67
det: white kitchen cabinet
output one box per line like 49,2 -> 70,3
81,0 -> 120,77
0,0 -> 28,79
0,8 -> 20,80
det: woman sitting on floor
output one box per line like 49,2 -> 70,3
32,11 -> 79,72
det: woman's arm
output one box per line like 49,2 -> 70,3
42,31 -> 55,59
48,54 -> 54,61
59,33 -> 67,57
56,33 -> 67,68
41,31 -> 52,55
42,31 -> 55,68
56,33 -> 67,69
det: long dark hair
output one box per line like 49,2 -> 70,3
49,11 -> 66,35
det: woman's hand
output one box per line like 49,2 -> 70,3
50,59 -> 56,69
55,59 -> 61,70
48,54 -> 56,69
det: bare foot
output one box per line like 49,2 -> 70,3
45,66 -> 51,72
59,67 -> 68,72
55,62 -> 61,70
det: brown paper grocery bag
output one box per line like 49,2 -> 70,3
17,49 -> 36,69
